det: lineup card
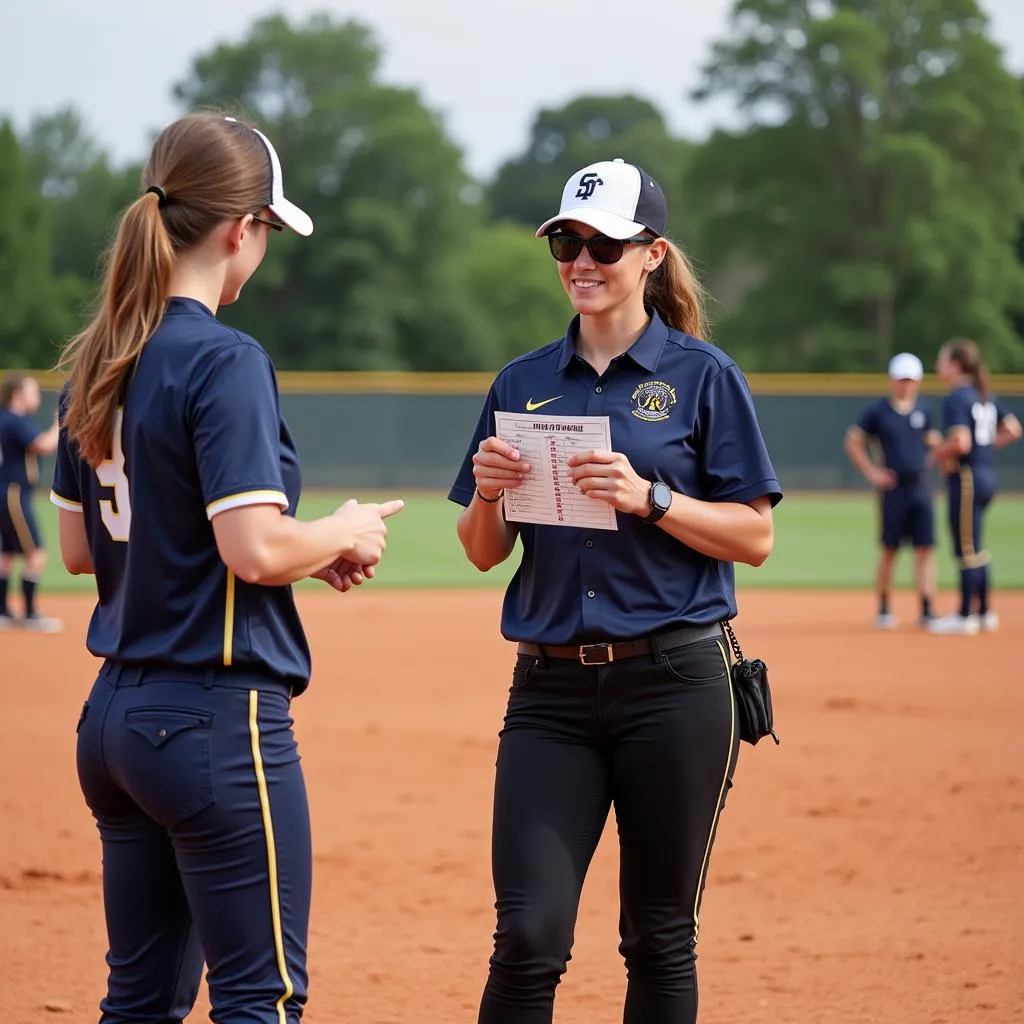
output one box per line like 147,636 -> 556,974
493,411 -> 618,531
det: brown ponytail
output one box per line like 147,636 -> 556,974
57,112 -> 274,467
58,194 -> 173,466
644,239 -> 709,340
945,337 -> 989,401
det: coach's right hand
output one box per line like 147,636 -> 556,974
472,437 -> 532,502
333,498 -> 405,566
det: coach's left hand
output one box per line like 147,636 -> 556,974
313,558 -> 376,593
568,450 -> 650,517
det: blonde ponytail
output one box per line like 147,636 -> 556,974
644,240 -> 708,339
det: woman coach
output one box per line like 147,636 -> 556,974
448,158 -> 782,1024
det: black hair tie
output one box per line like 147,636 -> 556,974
145,184 -> 168,207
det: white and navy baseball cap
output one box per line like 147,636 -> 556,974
888,352 -> 924,381
535,158 -> 668,240
225,116 -> 314,237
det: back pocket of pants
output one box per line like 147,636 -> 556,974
122,707 -> 215,826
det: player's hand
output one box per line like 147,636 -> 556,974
313,558 -> 376,593
567,449 -> 650,516
926,447 -> 953,474
472,437 -> 531,502
332,498 -> 405,567
869,467 -> 897,490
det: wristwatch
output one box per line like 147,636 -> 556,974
642,481 -> 673,524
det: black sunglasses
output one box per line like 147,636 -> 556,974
252,212 -> 284,232
547,231 -> 655,265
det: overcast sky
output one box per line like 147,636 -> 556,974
3,0 -> 1023,180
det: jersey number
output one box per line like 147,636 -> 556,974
971,402 -> 997,447
96,409 -> 132,542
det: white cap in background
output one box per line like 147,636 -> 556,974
888,352 -> 924,381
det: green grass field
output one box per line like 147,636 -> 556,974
27,490 -> 1024,594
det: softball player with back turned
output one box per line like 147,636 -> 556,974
843,353 -> 939,629
450,159 -> 782,1024
0,374 -> 61,630
927,338 -> 1021,634
50,112 -> 402,1023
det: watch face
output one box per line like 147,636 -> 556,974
652,482 -> 672,510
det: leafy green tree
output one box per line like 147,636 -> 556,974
0,121 -> 76,366
22,106 -> 140,288
173,12 -> 484,369
487,96 -> 696,241
455,222 -> 573,365
689,0 -> 1024,370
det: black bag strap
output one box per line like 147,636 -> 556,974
722,619 -> 744,663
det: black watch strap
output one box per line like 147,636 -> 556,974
642,481 -> 671,524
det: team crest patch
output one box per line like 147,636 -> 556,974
910,410 -> 925,429
631,380 -> 677,422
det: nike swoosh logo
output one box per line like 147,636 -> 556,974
525,396 -> 564,411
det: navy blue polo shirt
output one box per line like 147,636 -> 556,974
942,385 -> 1011,473
51,297 -> 311,690
449,311 -> 782,644
0,409 -> 42,488
855,398 -> 934,480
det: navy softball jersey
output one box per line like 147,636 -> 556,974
51,297 -> 311,689
449,310 -> 783,643
856,397 -> 936,549
0,408 -> 44,553
0,408 -> 42,487
51,296 -> 313,1023
856,397 -> 933,479
942,384 -> 1011,567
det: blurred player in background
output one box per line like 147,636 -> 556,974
0,374 -> 61,631
844,353 -> 939,629
927,338 -> 1022,635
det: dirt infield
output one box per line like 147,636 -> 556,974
0,589 -> 1020,1024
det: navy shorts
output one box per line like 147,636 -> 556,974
947,467 -> 995,568
879,483 -> 934,550
0,482 -> 42,554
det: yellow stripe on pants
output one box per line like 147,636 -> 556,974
248,690 -> 296,1024
693,640 -> 736,939
6,484 -> 36,553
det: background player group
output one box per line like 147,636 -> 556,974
845,344 -> 1021,635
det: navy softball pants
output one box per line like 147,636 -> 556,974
478,633 -> 739,1024
76,662 -> 311,1024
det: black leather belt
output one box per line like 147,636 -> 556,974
517,622 -> 724,667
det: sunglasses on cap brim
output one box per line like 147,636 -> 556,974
547,231 -> 655,265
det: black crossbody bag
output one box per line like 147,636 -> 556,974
722,620 -> 779,746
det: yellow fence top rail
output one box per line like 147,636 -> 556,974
6,369 -> 1024,396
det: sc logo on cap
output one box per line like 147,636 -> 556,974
576,173 -> 604,200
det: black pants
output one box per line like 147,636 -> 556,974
479,634 -> 739,1024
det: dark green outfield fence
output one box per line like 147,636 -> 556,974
18,372 -> 1024,492
278,391 -> 1024,491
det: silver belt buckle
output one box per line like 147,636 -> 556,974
579,643 -> 614,666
